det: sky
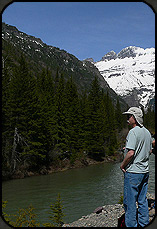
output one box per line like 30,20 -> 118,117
2,2 -> 155,62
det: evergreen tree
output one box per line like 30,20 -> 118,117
103,91 -> 117,155
51,73 -> 67,156
84,76 -> 104,158
35,68 -> 55,166
78,91 -> 89,152
3,55 -> 49,171
2,54 -> 16,174
115,97 -> 123,131
4,55 -> 35,171
24,76 -> 48,167
49,193 -> 65,227
144,107 -> 155,133
64,77 -> 80,154
96,90 -> 108,157
54,67 -> 60,92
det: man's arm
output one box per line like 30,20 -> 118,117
120,149 -> 135,173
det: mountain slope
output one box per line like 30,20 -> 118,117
2,22 -> 127,109
94,46 -> 155,109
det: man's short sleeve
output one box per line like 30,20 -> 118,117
125,130 -> 136,150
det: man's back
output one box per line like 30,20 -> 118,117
125,126 -> 152,173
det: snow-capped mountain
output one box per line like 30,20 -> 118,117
95,46 -> 155,109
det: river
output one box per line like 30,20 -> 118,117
2,154 -> 155,226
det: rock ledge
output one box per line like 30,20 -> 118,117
63,193 -> 155,227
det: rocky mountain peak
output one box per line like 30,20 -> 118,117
101,51 -> 117,61
84,58 -> 95,64
117,46 -> 138,59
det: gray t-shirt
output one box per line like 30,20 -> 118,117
124,126 -> 152,173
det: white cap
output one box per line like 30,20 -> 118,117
122,107 -> 143,127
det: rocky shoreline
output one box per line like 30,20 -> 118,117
62,193 -> 155,227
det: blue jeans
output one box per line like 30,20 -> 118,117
123,172 -> 149,227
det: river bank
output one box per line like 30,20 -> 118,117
62,193 -> 155,227
2,155 -> 155,226
4,152 -> 124,181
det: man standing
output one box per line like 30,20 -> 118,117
120,107 -> 152,227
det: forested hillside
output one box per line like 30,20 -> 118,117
2,22 -> 127,108
2,53 -> 126,179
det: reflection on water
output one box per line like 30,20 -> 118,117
2,154 -> 155,224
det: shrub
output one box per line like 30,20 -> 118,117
49,193 -> 65,227
118,194 -> 124,204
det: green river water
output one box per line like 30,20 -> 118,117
2,154 -> 155,225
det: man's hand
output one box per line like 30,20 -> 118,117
120,166 -> 126,173
120,164 -> 126,173
120,149 -> 134,173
